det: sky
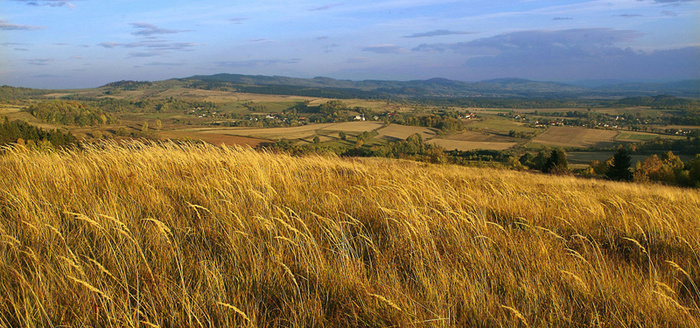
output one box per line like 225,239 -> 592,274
1,0 -> 699,89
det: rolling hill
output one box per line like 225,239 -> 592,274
180,74 -> 700,99
1,141 -> 698,327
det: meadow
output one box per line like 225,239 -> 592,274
1,141 -> 698,327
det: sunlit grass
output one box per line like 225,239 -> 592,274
0,141 -> 698,327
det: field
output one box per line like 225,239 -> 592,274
616,131 -> 659,141
0,105 -> 22,114
177,122 -> 384,143
375,124 -> 436,141
466,116 -> 540,134
319,121 -> 384,133
530,126 -> 619,148
194,124 -> 337,140
1,142 -> 699,327
158,130 -> 269,148
427,138 -> 517,151
2,85 -> 695,183
616,131 -> 682,142
4,86 -> 691,157
441,130 -> 512,142
3,88 -> 411,144
426,130 -> 518,151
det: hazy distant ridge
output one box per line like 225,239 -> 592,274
183,74 -> 700,98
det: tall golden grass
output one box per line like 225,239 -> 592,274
0,141 -> 698,327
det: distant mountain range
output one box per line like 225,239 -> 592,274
178,74 -> 700,99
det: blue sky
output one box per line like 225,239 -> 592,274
1,0 -> 699,88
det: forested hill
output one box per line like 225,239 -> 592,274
179,74 -> 700,99
610,95 -> 700,109
181,74 -> 588,98
3,75 -> 699,100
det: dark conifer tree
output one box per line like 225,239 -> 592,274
606,147 -> 633,181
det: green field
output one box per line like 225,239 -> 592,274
616,131 -> 679,142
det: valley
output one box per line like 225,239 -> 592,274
1,76 -> 694,153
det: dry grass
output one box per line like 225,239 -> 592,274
0,141 -> 699,327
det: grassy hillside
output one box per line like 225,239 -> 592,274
0,142 -> 698,327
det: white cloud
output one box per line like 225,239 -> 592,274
130,23 -> 188,36
0,20 -> 44,30
12,0 -> 76,8
403,30 -> 476,38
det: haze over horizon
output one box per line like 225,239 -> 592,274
1,0 -> 699,89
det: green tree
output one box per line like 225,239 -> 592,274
606,147 -> 633,181
357,131 -> 374,141
589,160 -> 610,175
425,147 -> 448,164
687,155 -> 700,187
26,100 -> 115,126
519,152 -> 535,168
532,150 -> 550,171
542,149 -> 569,174
339,131 -> 347,140
319,100 -> 347,118
116,127 -> 128,136
0,117 -> 77,148
404,133 -> 425,155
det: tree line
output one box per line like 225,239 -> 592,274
0,117 -> 77,149
524,146 -> 700,187
26,100 -> 117,126
264,132 -> 700,188
0,86 -> 51,104
587,148 -> 700,187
